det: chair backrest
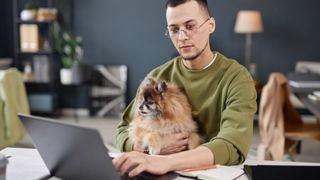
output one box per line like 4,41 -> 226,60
258,73 -> 302,160
0,68 -> 30,149
90,65 -> 127,117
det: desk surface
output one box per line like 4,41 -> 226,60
2,148 -> 320,180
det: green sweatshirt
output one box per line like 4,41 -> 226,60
116,52 -> 257,165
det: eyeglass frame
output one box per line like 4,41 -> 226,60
165,17 -> 211,38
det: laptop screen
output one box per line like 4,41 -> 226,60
18,114 -> 121,180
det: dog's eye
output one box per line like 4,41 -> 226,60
147,100 -> 154,105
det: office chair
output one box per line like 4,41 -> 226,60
258,73 -> 320,161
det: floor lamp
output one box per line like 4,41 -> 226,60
234,10 -> 263,69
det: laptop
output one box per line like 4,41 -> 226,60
244,164 -> 320,180
18,114 -> 177,180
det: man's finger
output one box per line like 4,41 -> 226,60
177,132 -> 189,139
178,145 -> 187,152
119,157 -> 136,176
119,153 -> 144,176
180,138 -> 189,145
128,163 -> 146,177
113,153 -> 126,170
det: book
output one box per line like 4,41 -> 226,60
176,164 -> 244,180
20,24 -> 41,52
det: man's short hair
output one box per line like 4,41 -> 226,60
166,0 -> 211,16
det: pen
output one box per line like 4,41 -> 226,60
182,164 -> 217,172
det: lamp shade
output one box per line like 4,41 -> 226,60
234,10 -> 263,33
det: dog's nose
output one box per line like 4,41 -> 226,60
139,105 -> 144,111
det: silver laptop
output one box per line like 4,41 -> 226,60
18,113 -> 121,180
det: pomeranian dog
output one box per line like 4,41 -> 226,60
128,78 -> 202,155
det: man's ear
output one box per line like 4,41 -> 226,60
209,17 -> 215,34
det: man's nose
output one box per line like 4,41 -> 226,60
178,29 -> 189,40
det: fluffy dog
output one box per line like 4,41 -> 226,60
128,78 -> 202,155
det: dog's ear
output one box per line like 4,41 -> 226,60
146,78 -> 156,87
156,80 -> 167,96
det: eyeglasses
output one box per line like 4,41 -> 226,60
165,17 -> 211,38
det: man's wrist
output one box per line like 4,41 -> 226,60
133,141 -> 144,152
164,154 -> 176,171
162,146 -> 215,171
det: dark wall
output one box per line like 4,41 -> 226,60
0,0 -> 13,57
73,0 -> 174,102
2,0 -> 320,103
73,0 -> 320,102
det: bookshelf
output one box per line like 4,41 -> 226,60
12,0 -> 60,114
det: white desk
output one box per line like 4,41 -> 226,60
1,147 -> 320,180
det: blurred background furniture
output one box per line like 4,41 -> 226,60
12,0 -> 62,115
90,65 -> 127,117
295,61 -> 320,75
234,10 -> 263,69
0,68 -> 30,149
258,73 -> 320,161
288,61 -> 320,121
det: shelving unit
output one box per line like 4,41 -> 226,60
12,0 -> 59,114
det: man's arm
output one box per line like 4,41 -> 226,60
113,146 -> 213,177
202,69 -> 257,165
116,100 -> 135,152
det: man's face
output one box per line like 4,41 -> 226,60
166,1 -> 214,61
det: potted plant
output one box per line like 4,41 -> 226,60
20,1 -> 39,21
53,22 -> 83,84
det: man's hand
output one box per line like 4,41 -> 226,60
112,151 -> 171,177
133,132 -> 189,155
159,132 -> 189,155
113,146 -> 214,177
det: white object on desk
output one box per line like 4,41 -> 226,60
176,165 -> 244,180
0,148 -> 50,180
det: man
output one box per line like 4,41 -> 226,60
113,0 -> 257,177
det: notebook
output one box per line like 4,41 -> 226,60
176,164 -> 244,180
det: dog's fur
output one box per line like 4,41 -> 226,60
128,78 -> 202,155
